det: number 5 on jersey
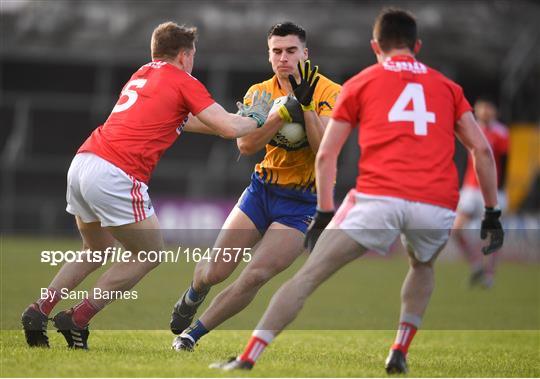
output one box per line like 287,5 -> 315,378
112,79 -> 148,113
388,83 -> 435,136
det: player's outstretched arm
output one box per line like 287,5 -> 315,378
195,103 -> 255,138
183,114 -> 218,135
196,90 -> 273,139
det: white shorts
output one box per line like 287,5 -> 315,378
457,186 -> 507,219
66,153 -> 154,227
331,190 -> 456,262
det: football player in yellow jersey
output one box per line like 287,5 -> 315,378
170,22 -> 341,351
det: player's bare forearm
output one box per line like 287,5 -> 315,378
471,147 -> 498,207
183,114 -> 218,135
316,149 -> 337,211
196,103 -> 258,139
316,119 -> 352,211
305,113 -> 328,153
237,112 -> 284,155
455,111 -> 498,207
229,113 -> 262,138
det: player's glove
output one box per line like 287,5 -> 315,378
480,207 -> 504,255
288,60 -> 320,111
277,95 -> 305,124
304,209 -> 334,253
236,90 -> 273,128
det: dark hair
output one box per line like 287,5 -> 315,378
267,21 -> 306,44
373,8 -> 417,52
151,22 -> 197,60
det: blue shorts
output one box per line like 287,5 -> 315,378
237,173 -> 317,234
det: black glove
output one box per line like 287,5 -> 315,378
304,209 -> 334,253
276,95 -> 305,124
480,207 -> 504,255
288,60 -> 320,111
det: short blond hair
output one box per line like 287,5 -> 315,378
151,22 -> 197,60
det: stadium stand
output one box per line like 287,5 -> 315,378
1,0 -> 539,231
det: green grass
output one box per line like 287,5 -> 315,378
1,235 -> 539,376
1,330 -> 538,377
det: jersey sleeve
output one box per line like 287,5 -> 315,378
331,80 -> 359,126
181,76 -> 215,116
450,82 -> 473,122
316,81 -> 341,118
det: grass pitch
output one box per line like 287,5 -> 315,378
1,235 -> 539,377
1,330 -> 538,377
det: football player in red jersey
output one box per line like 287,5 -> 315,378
21,21 -> 272,349
211,8 -> 503,374
454,97 -> 509,288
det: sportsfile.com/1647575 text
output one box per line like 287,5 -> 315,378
40,247 -> 253,266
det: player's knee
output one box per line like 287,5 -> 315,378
201,264 -> 231,286
293,269 -> 320,294
452,227 -> 465,240
238,267 -> 272,290
409,257 -> 434,269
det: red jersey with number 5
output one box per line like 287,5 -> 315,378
332,55 -> 472,210
78,61 -> 215,183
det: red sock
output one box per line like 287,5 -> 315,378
239,336 -> 269,364
391,322 -> 418,354
36,287 -> 61,316
72,299 -> 100,327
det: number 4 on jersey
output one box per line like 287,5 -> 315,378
388,83 -> 435,135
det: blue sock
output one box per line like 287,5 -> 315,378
185,319 -> 209,342
185,283 -> 207,304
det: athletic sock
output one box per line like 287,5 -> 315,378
238,330 -> 275,365
391,314 -> 421,355
391,322 -> 417,354
36,287 -> 61,316
184,319 -> 209,342
185,282 -> 208,306
72,298 -> 100,328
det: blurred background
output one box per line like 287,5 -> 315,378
1,0 -> 539,235
0,0 -> 539,336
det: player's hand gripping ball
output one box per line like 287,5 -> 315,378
269,95 -> 307,150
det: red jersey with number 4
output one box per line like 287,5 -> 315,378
462,122 -> 508,188
78,61 -> 215,183
332,55 -> 472,210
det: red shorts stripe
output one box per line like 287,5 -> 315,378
130,175 -> 140,222
135,180 -> 146,220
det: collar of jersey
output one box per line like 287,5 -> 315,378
386,55 -> 416,62
151,59 -> 177,70
273,75 -> 289,97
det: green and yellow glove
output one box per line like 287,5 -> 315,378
236,90 -> 273,128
